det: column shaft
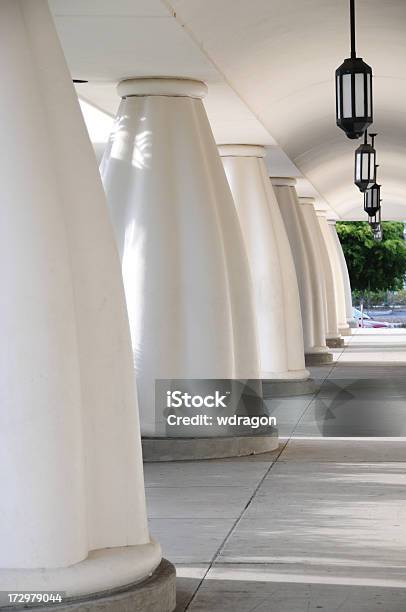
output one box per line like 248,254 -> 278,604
0,0 -> 164,599
331,222 -> 356,327
299,199 -> 342,347
271,179 -> 332,365
101,79 -> 260,435
320,217 -> 351,336
220,146 -> 307,380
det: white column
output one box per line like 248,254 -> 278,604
271,179 -> 332,364
299,198 -> 342,347
319,214 -> 351,336
330,221 -> 356,327
219,145 -> 308,380
101,79 -> 260,434
0,0 -> 161,597
296,198 -> 333,356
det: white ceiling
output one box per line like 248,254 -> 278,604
50,0 -> 406,220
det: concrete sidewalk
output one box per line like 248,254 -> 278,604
144,329 -> 406,611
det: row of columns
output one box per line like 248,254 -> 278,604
0,1 -> 353,604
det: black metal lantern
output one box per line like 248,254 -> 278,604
368,206 -> 381,230
369,213 -> 382,241
355,132 -> 377,192
372,226 -> 383,241
336,0 -> 373,139
364,168 -> 381,216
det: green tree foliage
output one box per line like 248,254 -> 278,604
336,221 -> 406,292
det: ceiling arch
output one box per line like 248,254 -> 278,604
168,0 -> 406,219
50,0 -> 406,219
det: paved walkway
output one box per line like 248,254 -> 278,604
144,329 -> 406,611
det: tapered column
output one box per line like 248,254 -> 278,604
0,0 -> 173,606
299,199 -> 343,348
318,213 -> 351,336
271,179 -> 332,365
101,79 -> 261,436
330,221 -> 356,328
219,145 -> 308,381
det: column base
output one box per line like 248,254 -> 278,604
0,559 -> 176,612
339,326 -> 352,336
0,543 -> 174,611
326,336 -> 345,348
262,378 -> 317,398
305,351 -> 333,366
260,369 -> 310,381
142,430 -> 278,462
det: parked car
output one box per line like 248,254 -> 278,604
353,308 -> 394,328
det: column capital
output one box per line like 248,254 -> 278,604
218,144 -> 266,158
298,196 -> 316,207
270,176 -> 297,187
117,77 -> 208,99
316,208 -> 337,222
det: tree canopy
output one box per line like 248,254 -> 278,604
336,221 -> 406,292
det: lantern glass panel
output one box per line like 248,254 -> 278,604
336,76 -> 341,119
355,73 -> 365,116
367,73 -> 372,116
373,188 -> 379,208
355,155 -> 361,181
370,151 -> 376,180
361,153 -> 368,180
343,74 -> 352,118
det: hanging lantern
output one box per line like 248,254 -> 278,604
364,183 -> 381,216
364,167 -> 381,217
354,132 -> 377,192
368,206 -> 381,230
336,0 -> 373,139
372,226 -> 383,241
370,215 -> 382,241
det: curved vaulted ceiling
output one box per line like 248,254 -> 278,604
50,0 -> 406,220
